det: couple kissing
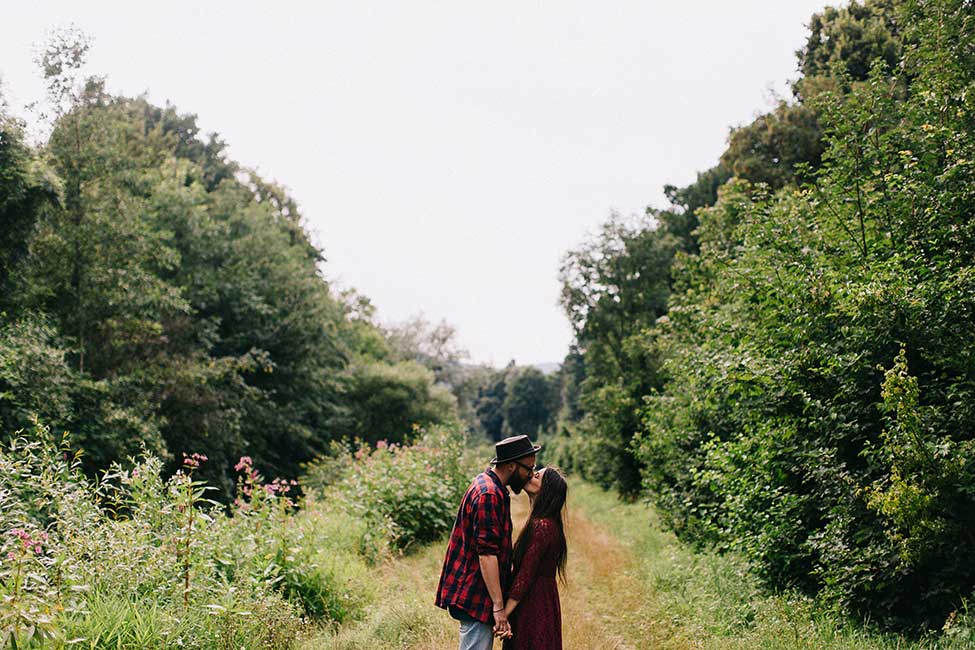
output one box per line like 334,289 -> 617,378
436,435 -> 568,650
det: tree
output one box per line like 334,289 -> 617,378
502,367 -> 557,439
559,214 -> 676,381
635,0 -> 975,628
720,101 -> 825,189
556,214 -> 677,494
0,102 -> 59,309
656,164 -> 732,253
340,360 -> 456,445
797,0 -> 903,84
473,366 -> 508,441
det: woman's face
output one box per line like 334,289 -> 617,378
523,467 -> 546,497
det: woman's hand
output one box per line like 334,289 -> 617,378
492,599 -> 519,639
504,598 -> 519,619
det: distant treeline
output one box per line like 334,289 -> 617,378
547,0 -> 975,633
0,32 -> 464,498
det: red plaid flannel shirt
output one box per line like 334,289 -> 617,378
435,469 -> 512,624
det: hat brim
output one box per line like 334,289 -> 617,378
491,444 -> 542,465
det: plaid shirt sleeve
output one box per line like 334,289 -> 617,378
473,490 -> 503,555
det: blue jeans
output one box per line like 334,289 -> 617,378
458,614 -> 494,650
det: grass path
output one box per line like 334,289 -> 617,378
304,482 -> 676,650
304,481 -> 963,650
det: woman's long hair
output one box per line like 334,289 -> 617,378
512,467 -> 568,584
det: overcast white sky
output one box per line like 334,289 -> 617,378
2,1 -> 831,366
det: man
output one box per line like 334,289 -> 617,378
436,434 -> 541,650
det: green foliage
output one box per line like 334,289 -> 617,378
557,214 -> 678,494
339,361 -> 457,446
323,426 -> 470,552
657,164 -> 733,253
0,108 -> 58,309
721,100 -> 825,189
0,424 -> 384,648
573,481 -> 975,650
0,30 -> 459,497
0,318 -> 74,435
632,0 -> 975,629
501,367 -> 558,438
797,0 -> 903,84
468,362 -> 560,443
556,0 -> 975,633
472,366 -> 508,441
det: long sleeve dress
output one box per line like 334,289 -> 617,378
507,518 -> 562,650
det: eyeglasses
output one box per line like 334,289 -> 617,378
513,460 -> 537,474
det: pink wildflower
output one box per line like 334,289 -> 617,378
8,528 -> 46,554
182,452 -> 208,469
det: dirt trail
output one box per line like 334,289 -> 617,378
411,491 -> 649,650
309,487 -> 673,650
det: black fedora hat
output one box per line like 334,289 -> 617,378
491,435 -> 542,465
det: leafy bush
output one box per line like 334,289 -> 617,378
0,423 -> 375,648
324,426 -> 470,553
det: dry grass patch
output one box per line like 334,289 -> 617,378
299,541 -> 456,650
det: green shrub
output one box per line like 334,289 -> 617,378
326,426 -> 469,552
0,424 -> 375,647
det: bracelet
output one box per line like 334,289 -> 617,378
493,606 -> 504,612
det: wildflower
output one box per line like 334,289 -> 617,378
235,456 -> 253,472
8,528 -> 47,554
182,452 -> 208,469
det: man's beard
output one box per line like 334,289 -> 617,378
508,471 -> 528,494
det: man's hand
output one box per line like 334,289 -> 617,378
479,554 -> 510,638
492,607 -> 512,639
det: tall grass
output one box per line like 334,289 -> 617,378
0,423 -> 475,649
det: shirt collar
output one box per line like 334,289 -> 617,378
486,468 -> 508,495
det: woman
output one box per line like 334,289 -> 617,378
502,466 -> 568,650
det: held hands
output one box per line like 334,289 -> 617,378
492,604 -> 512,639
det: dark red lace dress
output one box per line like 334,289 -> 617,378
507,518 -> 562,650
